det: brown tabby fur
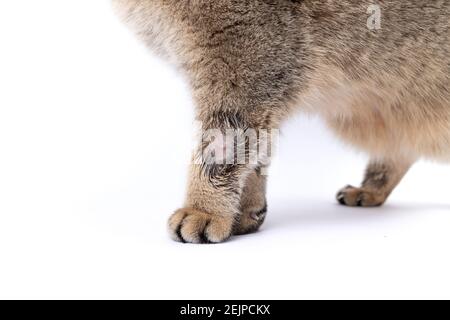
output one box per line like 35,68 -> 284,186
113,0 -> 450,243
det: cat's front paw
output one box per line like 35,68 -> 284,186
233,204 -> 267,235
168,208 -> 233,244
336,185 -> 386,207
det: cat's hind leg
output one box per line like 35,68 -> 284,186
337,157 -> 415,207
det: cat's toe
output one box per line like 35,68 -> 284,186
336,185 -> 385,207
168,208 -> 233,244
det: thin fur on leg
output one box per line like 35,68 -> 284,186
337,158 -> 415,207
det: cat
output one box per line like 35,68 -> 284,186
112,0 -> 450,243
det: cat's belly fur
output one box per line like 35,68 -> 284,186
299,67 -> 450,161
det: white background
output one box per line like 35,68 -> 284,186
1,0 -> 450,300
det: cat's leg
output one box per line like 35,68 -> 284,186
168,113 -> 273,244
168,163 -> 244,244
337,157 -> 415,207
234,167 -> 268,235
